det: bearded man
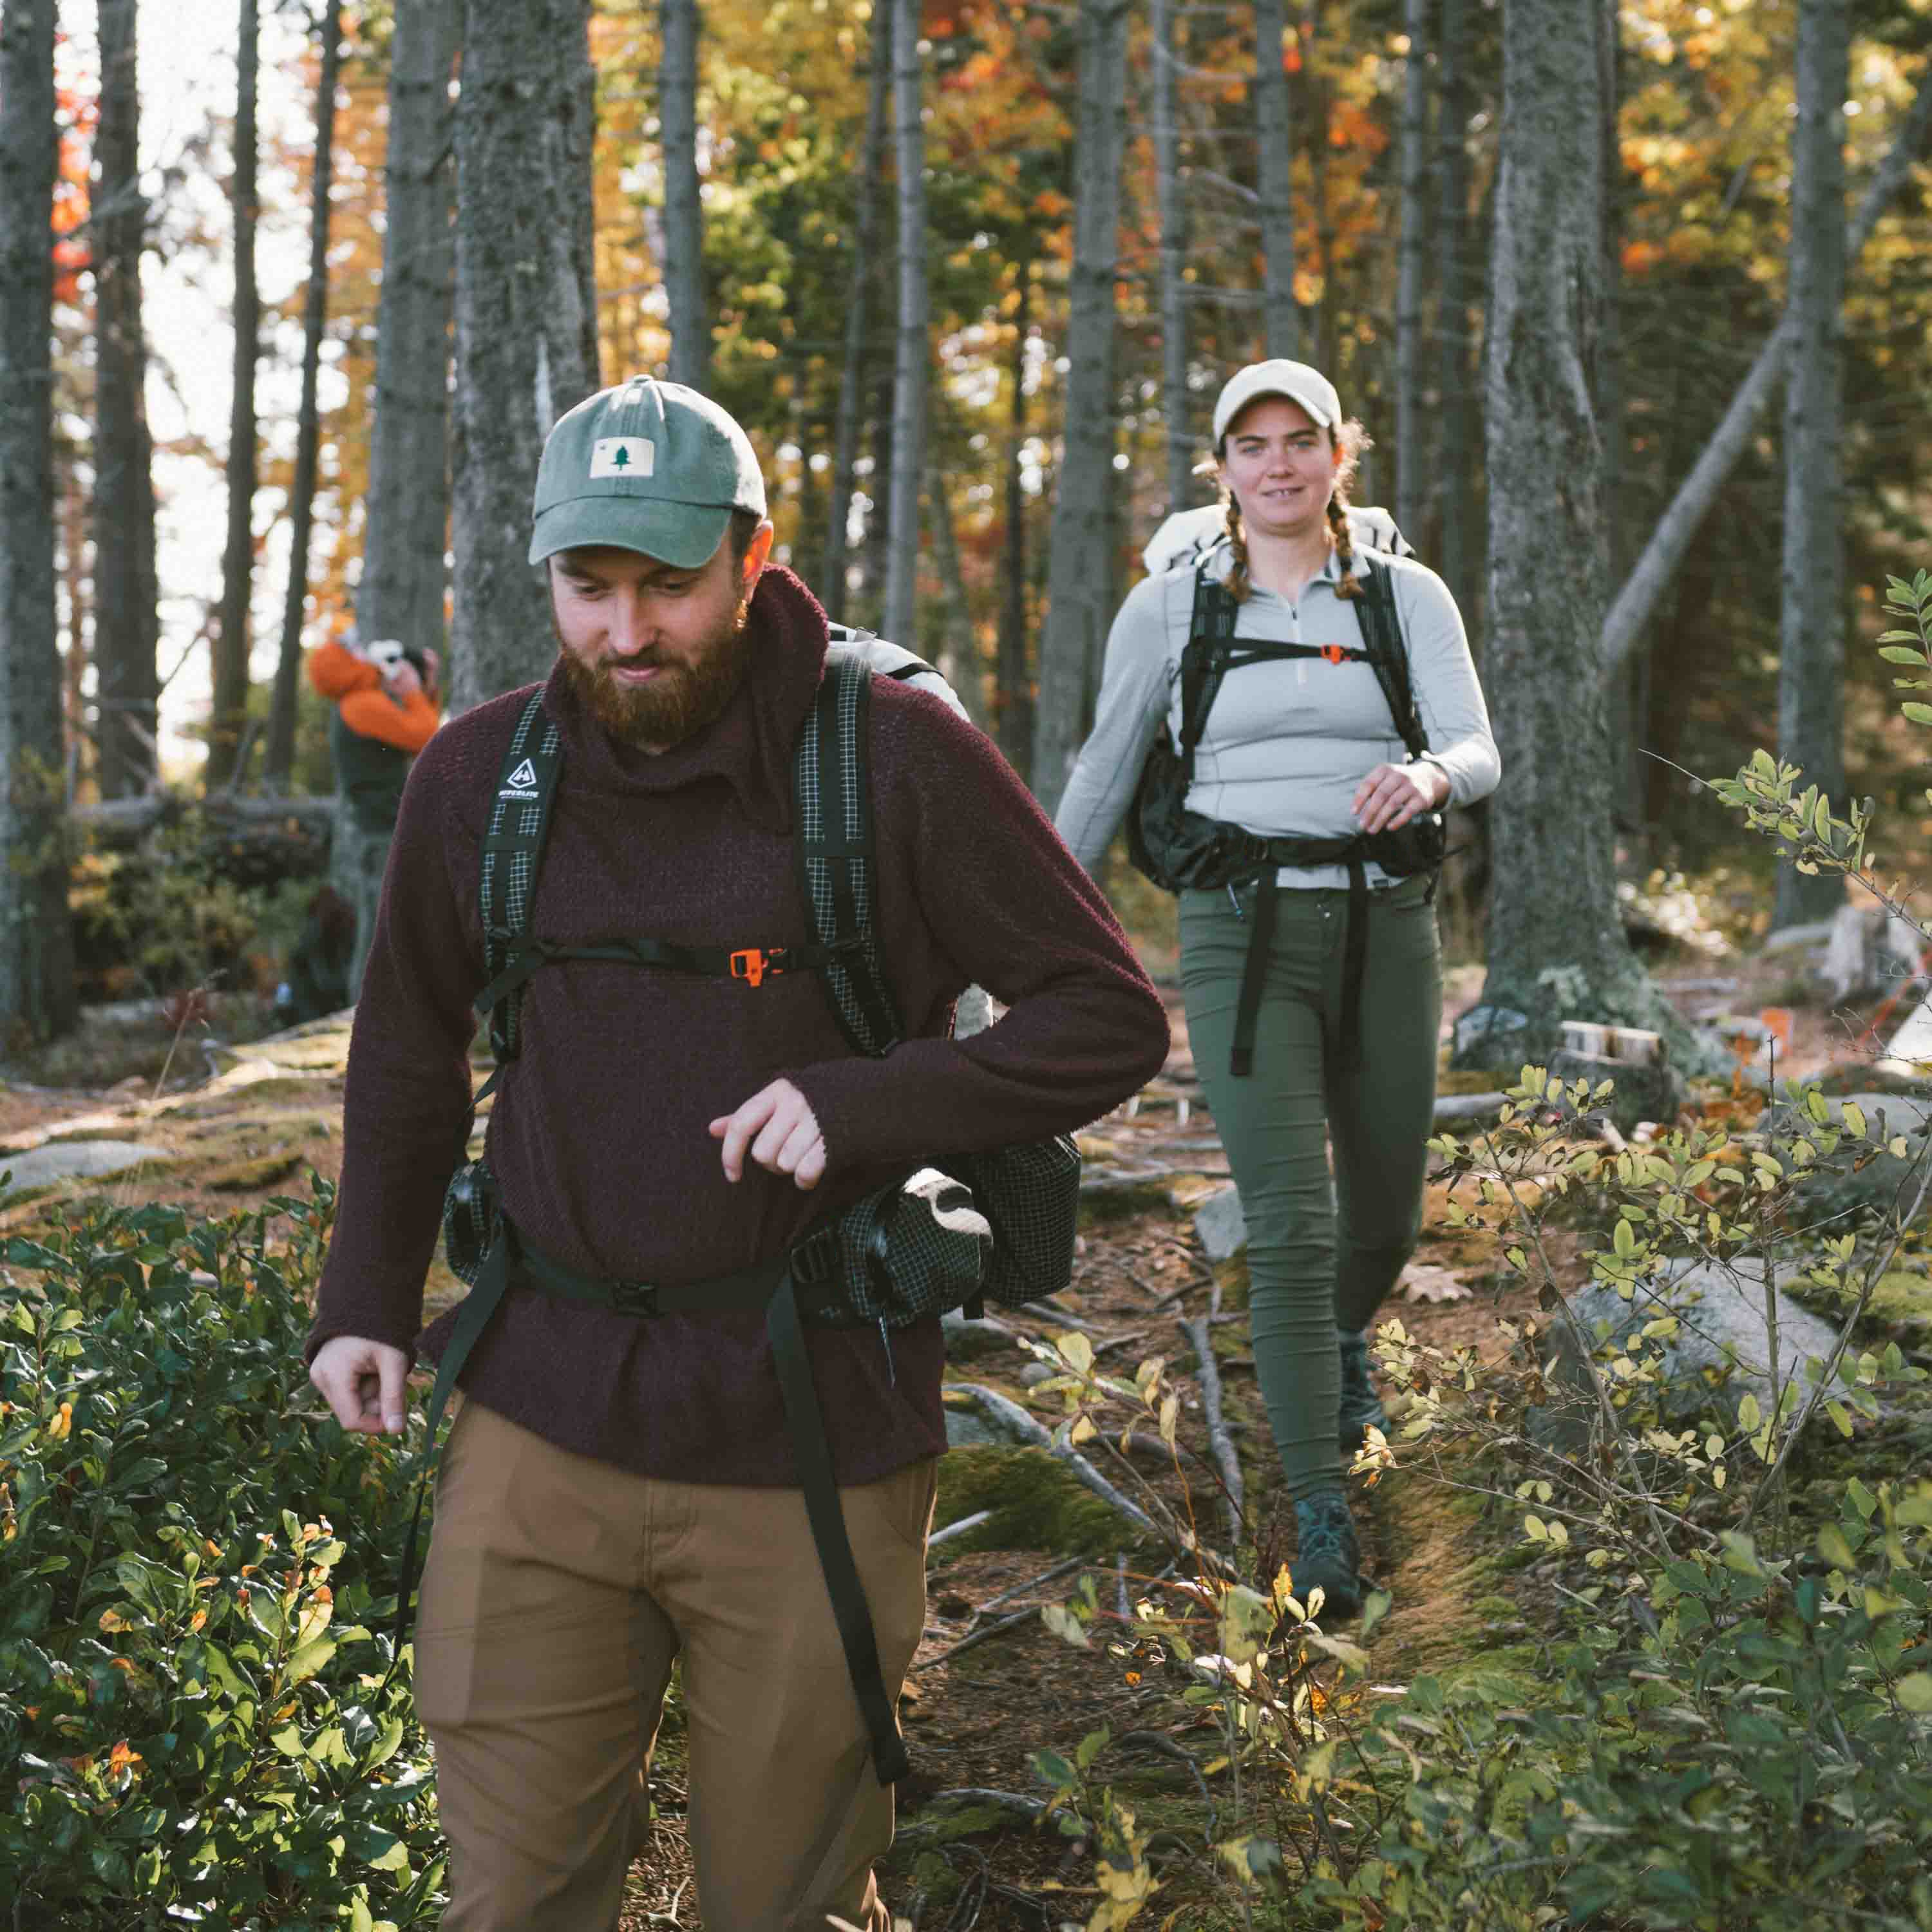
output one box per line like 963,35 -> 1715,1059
305,377 -> 1169,1932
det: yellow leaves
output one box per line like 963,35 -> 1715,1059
98,1609 -> 133,1633
106,1741 -> 143,1780
45,1401 -> 73,1442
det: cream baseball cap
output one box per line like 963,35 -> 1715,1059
1211,359 -> 1342,445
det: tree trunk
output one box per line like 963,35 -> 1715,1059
1394,0 -> 1430,542
882,0 -> 927,649
660,0 -> 705,388
0,0 -> 77,1042
1473,0 -> 1680,1069
860,320 -> 895,629
1030,0 -> 1127,815
1772,0 -> 1850,933
90,0 -> 158,802
996,267 -> 1033,778
264,0 -> 343,791
1253,0 -> 1298,359
1598,72 -> 1932,685
1151,0 -> 1191,515
356,0 -> 457,665
820,0 -> 891,626
449,0 -> 600,714
1435,0 -> 1478,620
207,0 -> 260,793
926,457 -> 993,734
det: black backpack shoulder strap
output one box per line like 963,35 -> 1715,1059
478,688 -> 565,1070
795,650 -> 904,1058
1176,565 -> 1241,784
1355,556 -> 1429,759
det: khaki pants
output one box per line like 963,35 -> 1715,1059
414,1401 -> 936,1931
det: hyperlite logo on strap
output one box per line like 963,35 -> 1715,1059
500,757 -> 540,800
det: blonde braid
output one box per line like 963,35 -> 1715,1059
1224,491 -> 1253,603
1327,491 -> 1365,601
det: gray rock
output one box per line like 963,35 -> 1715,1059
1194,1184 -> 1249,1262
940,1307 -> 1016,1360
943,1404 -> 1009,1449
0,1141 -> 174,1191
1455,1004 -> 1529,1061
1532,1256 -> 1841,1447
1019,1361 -> 1056,1387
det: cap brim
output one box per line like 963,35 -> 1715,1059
528,497 -> 731,570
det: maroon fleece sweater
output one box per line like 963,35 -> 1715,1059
308,565 -> 1169,1488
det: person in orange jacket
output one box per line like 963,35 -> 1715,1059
308,632 -> 442,1001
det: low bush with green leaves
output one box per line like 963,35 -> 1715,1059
0,1183 -> 444,1929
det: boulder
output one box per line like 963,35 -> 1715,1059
1194,1184 -> 1249,1262
0,1140 -> 175,1191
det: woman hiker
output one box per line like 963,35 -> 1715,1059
1052,357 -> 1500,1613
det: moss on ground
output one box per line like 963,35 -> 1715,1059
933,1445 -> 1142,1561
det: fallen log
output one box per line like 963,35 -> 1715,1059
1178,1314 -> 1244,1543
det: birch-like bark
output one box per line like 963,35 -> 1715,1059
90,0 -> 159,800
1151,0 -> 1191,514
820,0 -> 892,625
1477,0 -> 1676,1064
207,0 -> 259,792
0,0 -> 77,1039
356,0 -> 457,664
997,269 -> 1033,777
661,0 -> 706,389
882,0 -> 927,649
1394,0 -> 1430,543
1599,72 -> 1932,684
1772,0 -> 1850,933
450,0 -> 600,713
1030,0 -> 1128,815
264,0 -> 343,791
1435,0 -> 1478,621
1254,0 -> 1298,359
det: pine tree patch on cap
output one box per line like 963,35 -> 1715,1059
589,437 -> 654,478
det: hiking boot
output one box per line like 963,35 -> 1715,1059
1293,1490 -> 1365,1620
1338,1327 -> 1388,1450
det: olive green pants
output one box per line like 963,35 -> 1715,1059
1180,875 -> 1442,1500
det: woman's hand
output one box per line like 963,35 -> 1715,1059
1352,761 -> 1450,834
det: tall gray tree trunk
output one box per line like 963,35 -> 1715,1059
1394,0 -> 1430,542
882,0 -> 927,649
997,268 -> 1033,777
1474,0 -> 1678,1067
356,0 -> 457,663
449,0 -> 600,714
90,0 -> 158,802
1,0 -> 77,1042
927,455 -> 992,733
660,0 -> 705,388
820,0 -> 891,625
264,0 -> 343,791
1772,0 -> 1850,933
1030,0 -> 1127,814
1253,0 -> 1298,359
1598,73 -> 1932,685
1435,0 -> 1478,618
207,0 -> 260,793
1151,0 -> 1191,514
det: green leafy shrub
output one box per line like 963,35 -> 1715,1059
0,1184 -> 445,1928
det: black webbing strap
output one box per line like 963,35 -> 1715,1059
1230,869 -> 1279,1077
471,934 -> 851,1019
1354,558 -> 1428,761
767,1264 -> 911,1784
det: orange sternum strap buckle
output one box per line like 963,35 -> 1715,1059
729,946 -> 790,988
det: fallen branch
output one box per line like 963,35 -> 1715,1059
911,1602 -> 1041,1671
944,1382 -> 1166,1542
1178,1315 -> 1245,1543
974,1554 -> 1090,1616
926,1508 -> 993,1555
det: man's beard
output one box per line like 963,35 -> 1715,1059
555,591 -> 754,750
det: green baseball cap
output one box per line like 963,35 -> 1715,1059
527,376 -> 768,569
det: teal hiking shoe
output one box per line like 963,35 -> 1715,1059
1338,1327 -> 1388,1451
1293,1490 -> 1365,1620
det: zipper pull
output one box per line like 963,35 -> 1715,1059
876,1315 -> 896,1388
1227,882 -> 1247,922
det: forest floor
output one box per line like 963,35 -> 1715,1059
2,939 -> 1927,1929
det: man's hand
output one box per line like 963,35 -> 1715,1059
310,1335 -> 412,1437
383,659 -> 424,702
710,1078 -> 826,1190
1352,760 -> 1450,835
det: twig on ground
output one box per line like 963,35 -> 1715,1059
1115,1730 -> 1217,1842
1115,1550 -> 1130,1625
911,1603 -> 1040,1670
926,1509 -> 993,1557
1179,1314 -> 1245,1542
973,1554 -> 1090,1617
